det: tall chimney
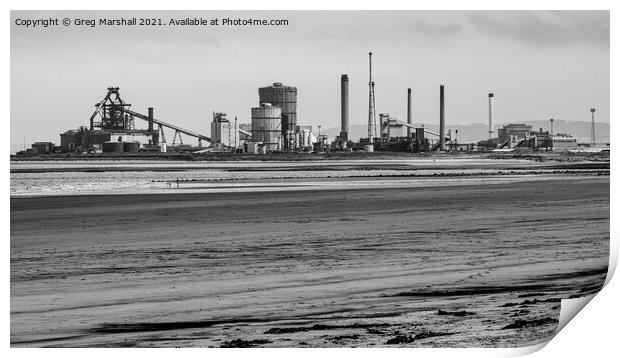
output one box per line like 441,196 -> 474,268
590,108 -> 596,145
550,118 -> 554,137
549,118 -> 554,150
148,107 -> 154,131
340,74 -> 349,142
407,88 -> 412,138
488,93 -> 494,140
439,85 -> 445,151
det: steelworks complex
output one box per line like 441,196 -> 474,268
20,53 -> 601,156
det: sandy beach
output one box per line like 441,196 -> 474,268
10,173 -> 609,347
10,7 -> 611,349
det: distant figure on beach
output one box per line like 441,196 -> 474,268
176,178 -> 179,188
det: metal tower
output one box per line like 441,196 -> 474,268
368,52 -> 376,141
590,108 -> 596,145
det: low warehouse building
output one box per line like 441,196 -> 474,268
31,142 -> 55,154
552,135 -> 578,151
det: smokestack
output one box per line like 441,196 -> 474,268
488,93 -> 494,140
340,74 -> 349,142
550,118 -> 554,137
148,107 -> 154,131
407,88 -> 412,138
590,108 -> 596,145
439,85 -> 445,151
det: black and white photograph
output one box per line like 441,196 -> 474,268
8,5 -> 614,352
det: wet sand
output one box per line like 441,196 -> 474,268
9,158 -> 609,197
10,176 -> 609,347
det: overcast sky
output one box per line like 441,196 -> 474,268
11,10 -> 609,144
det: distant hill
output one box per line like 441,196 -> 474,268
325,120 -> 609,144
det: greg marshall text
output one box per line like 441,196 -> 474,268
14,17 -> 289,28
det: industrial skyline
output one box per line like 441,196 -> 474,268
11,10 -> 609,145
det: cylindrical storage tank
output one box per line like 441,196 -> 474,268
259,83 -> 297,131
123,141 -> 140,153
102,141 -> 124,153
302,130 -> 310,147
251,104 -> 282,151
364,144 -> 374,153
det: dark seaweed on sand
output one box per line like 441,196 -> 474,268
220,338 -> 272,348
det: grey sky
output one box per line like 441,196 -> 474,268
11,10 -> 609,144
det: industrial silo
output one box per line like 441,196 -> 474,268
122,141 -> 140,153
102,141 -> 124,153
251,104 -> 282,151
258,82 -> 297,131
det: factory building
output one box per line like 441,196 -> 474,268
379,115 -> 408,140
110,132 -> 155,146
49,87 -> 227,154
60,128 -> 110,150
210,112 -> 239,150
296,125 -> 315,149
498,124 -> 533,143
57,88 -> 162,153
243,142 -> 266,154
348,81 -> 444,153
478,122 -> 578,151
491,124 -> 547,150
30,142 -> 55,154
60,127 -> 157,152
551,135 -> 578,151
60,130 -> 77,148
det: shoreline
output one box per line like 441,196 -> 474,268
9,150 -> 611,163
9,162 -> 610,174
10,172 -> 609,199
